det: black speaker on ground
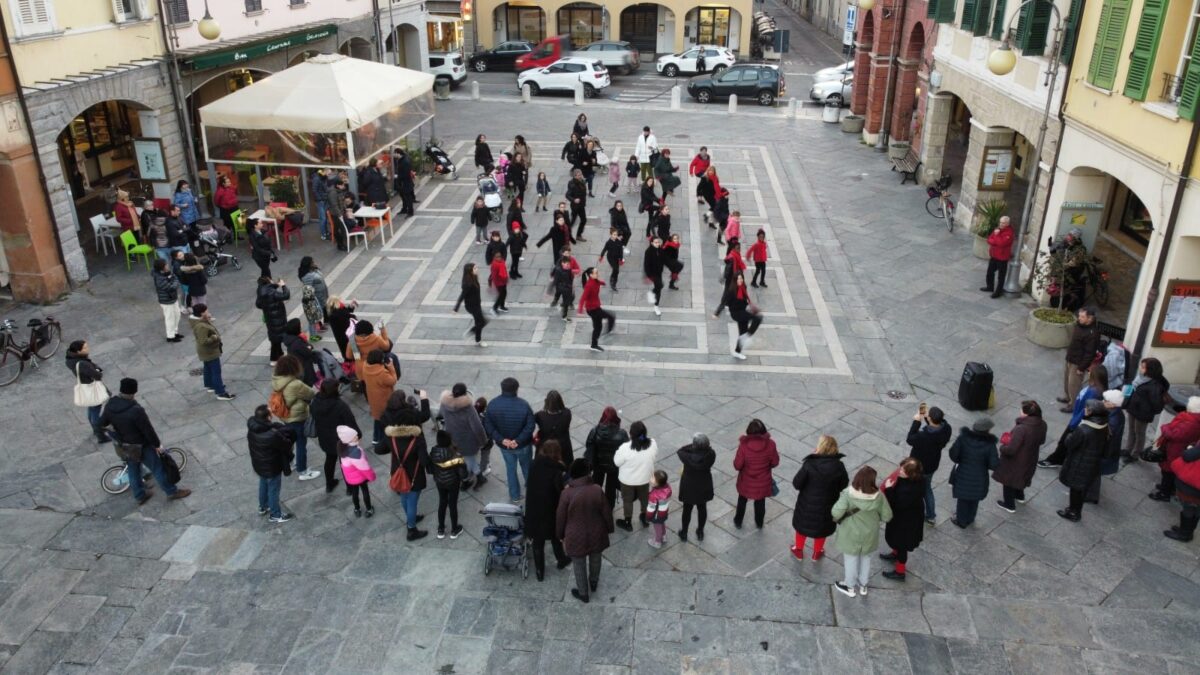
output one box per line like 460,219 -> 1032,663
958,362 -> 993,411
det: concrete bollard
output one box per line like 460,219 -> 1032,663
574,81 -> 584,105
789,97 -> 799,118
671,85 -> 682,110
521,84 -> 531,103
471,81 -> 480,101
728,94 -> 738,114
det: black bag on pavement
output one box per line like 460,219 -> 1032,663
160,451 -> 181,485
958,362 -> 993,411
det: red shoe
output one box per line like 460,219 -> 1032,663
789,546 -> 804,561
812,549 -> 825,561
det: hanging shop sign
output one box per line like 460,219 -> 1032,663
183,25 -> 338,72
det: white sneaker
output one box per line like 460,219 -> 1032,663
834,582 -> 856,598
858,585 -> 869,597
298,469 -> 321,481
478,342 -> 488,348
653,306 -> 661,316
731,350 -> 747,361
646,291 -> 655,305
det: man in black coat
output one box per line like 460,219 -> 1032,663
247,405 -> 295,522
905,406 -> 951,524
99,378 -> 191,505
1058,307 -> 1100,412
249,218 -> 276,278
361,158 -> 389,207
393,150 -> 417,217
256,276 -> 290,363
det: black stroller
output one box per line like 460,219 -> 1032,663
425,142 -> 457,179
189,220 -> 241,277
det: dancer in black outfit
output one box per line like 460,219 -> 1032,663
654,204 -> 672,241
474,134 -> 494,174
537,214 -> 573,264
643,237 -> 665,317
663,233 -> 684,290
609,200 -> 631,247
508,224 -> 528,279
639,177 -> 661,239
599,229 -> 625,291
506,153 -> 529,204
454,263 -> 489,347
714,272 -> 762,360
549,256 -> 576,321
506,196 -> 525,236
567,169 -> 589,240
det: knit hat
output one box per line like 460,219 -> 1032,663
1102,389 -> 1125,406
336,425 -> 359,445
119,378 -> 138,395
971,418 -> 994,433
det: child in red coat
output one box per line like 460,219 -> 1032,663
746,229 -> 769,288
488,254 -> 509,314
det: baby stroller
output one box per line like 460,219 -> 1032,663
425,142 -> 456,179
477,174 -> 503,222
192,225 -> 241,277
481,502 -> 529,578
313,347 -> 354,392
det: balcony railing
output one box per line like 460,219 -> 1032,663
1163,72 -> 1184,104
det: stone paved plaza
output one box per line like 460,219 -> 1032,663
0,96 -> 1198,674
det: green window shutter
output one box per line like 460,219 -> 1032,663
1060,0 -> 1085,65
961,0 -> 979,30
1179,32 -> 1200,120
990,0 -> 1007,40
1087,0 -> 1114,85
928,0 -> 940,20
1122,0 -> 1166,101
1093,0 -> 1131,89
936,0 -> 957,23
1015,0 -> 1052,55
972,0 -> 993,35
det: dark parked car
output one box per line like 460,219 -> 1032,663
686,64 -> 785,106
468,41 -> 534,72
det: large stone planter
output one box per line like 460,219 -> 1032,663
841,115 -> 865,133
973,235 -> 990,260
887,142 -> 911,160
1027,309 -> 1074,348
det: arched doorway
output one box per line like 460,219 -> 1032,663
620,3 -> 667,53
683,7 -> 741,50
889,24 -> 924,143
386,24 -> 423,68
557,2 -> 605,48
339,37 -> 374,60
493,3 -> 546,44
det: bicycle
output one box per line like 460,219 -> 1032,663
0,316 -> 63,387
925,175 -> 956,232
100,447 -> 188,495
1084,255 -> 1111,308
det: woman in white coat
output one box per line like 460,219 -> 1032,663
614,419 -> 658,531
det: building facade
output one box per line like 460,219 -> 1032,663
849,0 -> 936,150
1044,0 -> 1200,379
467,0 -> 753,55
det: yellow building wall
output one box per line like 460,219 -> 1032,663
1063,0 -> 1191,172
2,1 -> 164,86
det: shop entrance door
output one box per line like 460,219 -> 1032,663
695,7 -> 731,46
620,4 -> 659,53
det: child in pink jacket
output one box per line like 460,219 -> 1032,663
647,469 -> 672,548
338,425 -> 376,517
724,210 -> 742,246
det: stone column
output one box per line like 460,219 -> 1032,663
850,41 -> 872,116
888,59 -> 919,143
0,145 -> 68,302
958,123 -> 1015,232
863,53 -> 892,140
919,91 -> 954,186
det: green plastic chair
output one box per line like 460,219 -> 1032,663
231,209 -> 246,243
120,230 -> 153,271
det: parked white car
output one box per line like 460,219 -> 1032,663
428,52 -> 467,88
810,77 -> 853,105
813,60 -> 853,82
517,57 -> 611,97
655,45 -> 735,77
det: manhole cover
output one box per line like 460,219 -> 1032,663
886,390 -> 908,400
189,368 -> 203,376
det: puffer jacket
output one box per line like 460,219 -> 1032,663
98,394 -> 160,448
1059,415 -> 1110,489
256,280 -> 290,336
380,398 -> 432,491
677,442 -> 716,504
883,476 -> 925,553
308,390 -> 359,454
791,453 -> 849,538
483,392 -> 535,449
831,487 -> 893,556
428,444 -> 467,489
271,374 -> 314,423
190,316 -> 222,362
906,420 -> 952,476
585,423 -> 629,470
247,416 -> 294,477
439,391 -> 489,457
1158,411 -> 1200,467
733,433 -> 780,500
65,351 -> 103,385
152,269 -> 179,304
948,428 -> 1000,501
1124,376 -> 1170,423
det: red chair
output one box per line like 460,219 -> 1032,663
153,198 -> 172,212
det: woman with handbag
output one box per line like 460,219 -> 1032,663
732,418 -> 780,529
831,466 -> 892,598
66,340 -> 110,444
380,389 -> 432,541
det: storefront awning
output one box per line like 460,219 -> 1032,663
427,14 -> 462,22
181,23 -> 338,72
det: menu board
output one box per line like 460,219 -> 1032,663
1153,279 -> 1200,348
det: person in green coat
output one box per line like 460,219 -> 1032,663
653,149 -> 681,196
831,466 -> 893,598
189,304 -> 234,401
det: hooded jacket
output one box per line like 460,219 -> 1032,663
1059,415 -> 1110,489
428,443 -> 467,490
831,487 -> 893,555
65,350 -> 102,385
271,374 -> 314,423
381,399 -> 431,491
535,408 -> 574,465
308,390 -> 359,454
677,442 -> 716,504
585,422 -> 629,470
360,361 -> 397,420
179,262 -> 207,298
190,315 -> 222,362
948,427 -> 1000,501
790,453 -> 849,538
614,439 -> 659,486
247,416 -> 294,477
439,391 -> 489,457
556,476 -> 613,557
993,415 -> 1048,490
99,395 -> 160,448
256,280 -> 290,336
883,476 -> 925,553
733,433 -> 780,500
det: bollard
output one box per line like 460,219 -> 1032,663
471,81 -> 480,101
789,97 -> 799,118
574,80 -> 584,105
671,85 -> 682,110
521,84 -> 531,103
728,94 -> 738,114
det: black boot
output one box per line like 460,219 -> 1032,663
1165,514 -> 1199,542
407,527 -> 428,541
532,547 -> 546,581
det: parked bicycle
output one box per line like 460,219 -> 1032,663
100,447 -> 188,495
1084,255 -> 1111,308
925,175 -> 956,232
0,316 -> 63,386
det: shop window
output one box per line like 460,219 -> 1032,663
1118,191 -> 1153,246
557,6 -> 603,49
11,0 -> 56,36
696,7 -> 731,46
506,7 -> 545,43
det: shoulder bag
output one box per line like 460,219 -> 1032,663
389,436 -> 418,493
73,364 -> 109,408
834,507 -> 860,525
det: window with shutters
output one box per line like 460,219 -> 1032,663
9,0 -> 56,36
935,0 -> 957,23
928,0 -> 941,19
1060,0 -> 1085,65
1086,0 -> 1131,90
990,0 -> 1007,39
245,0 -> 262,12
1123,0 -> 1165,101
1171,0 -> 1200,117
1014,0 -> 1052,55
163,0 -> 189,23
112,0 -> 150,22
961,0 -> 993,35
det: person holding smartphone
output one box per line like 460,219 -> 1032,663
904,404 -> 950,525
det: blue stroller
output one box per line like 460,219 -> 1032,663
481,502 -> 529,578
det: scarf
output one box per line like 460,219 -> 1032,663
736,285 -> 747,301
1131,373 -> 1151,389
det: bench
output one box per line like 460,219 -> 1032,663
890,149 -> 922,184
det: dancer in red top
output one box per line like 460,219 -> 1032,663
746,229 -> 769,288
488,253 -> 509,314
713,272 -> 762,360
664,233 -> 684,291
721,239 -> 747,288
578,267 -> 616,352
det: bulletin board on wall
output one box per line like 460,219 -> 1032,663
1153,279 -> 1200,348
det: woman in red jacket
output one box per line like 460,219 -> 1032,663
733,418 -> 780,529
488,253 -> 509,315
1149,397 -> 1200,502
214,175 -> 240,235
578,267 -> 615,352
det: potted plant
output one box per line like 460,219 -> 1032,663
841,114 -> 865,134
971,199 -> 1006,260
887,140 -> 911,161
1026,243 -> 1080,347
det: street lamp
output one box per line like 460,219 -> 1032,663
859,0 -> 875,11
197,0 -> 221,40
988,0 -> 1064,296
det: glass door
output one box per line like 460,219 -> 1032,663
557,6 -> 603,48
507,7 -> 546,43
696,7 -> 731,46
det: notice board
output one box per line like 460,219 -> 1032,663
1153,279 -> 1200,348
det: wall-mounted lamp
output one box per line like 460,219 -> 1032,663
198,0 -> 221,40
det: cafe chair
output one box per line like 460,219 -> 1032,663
119,230 -> 153,271
90,214 -> 117,255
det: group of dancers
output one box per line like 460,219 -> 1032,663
455,124 -> 770,359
